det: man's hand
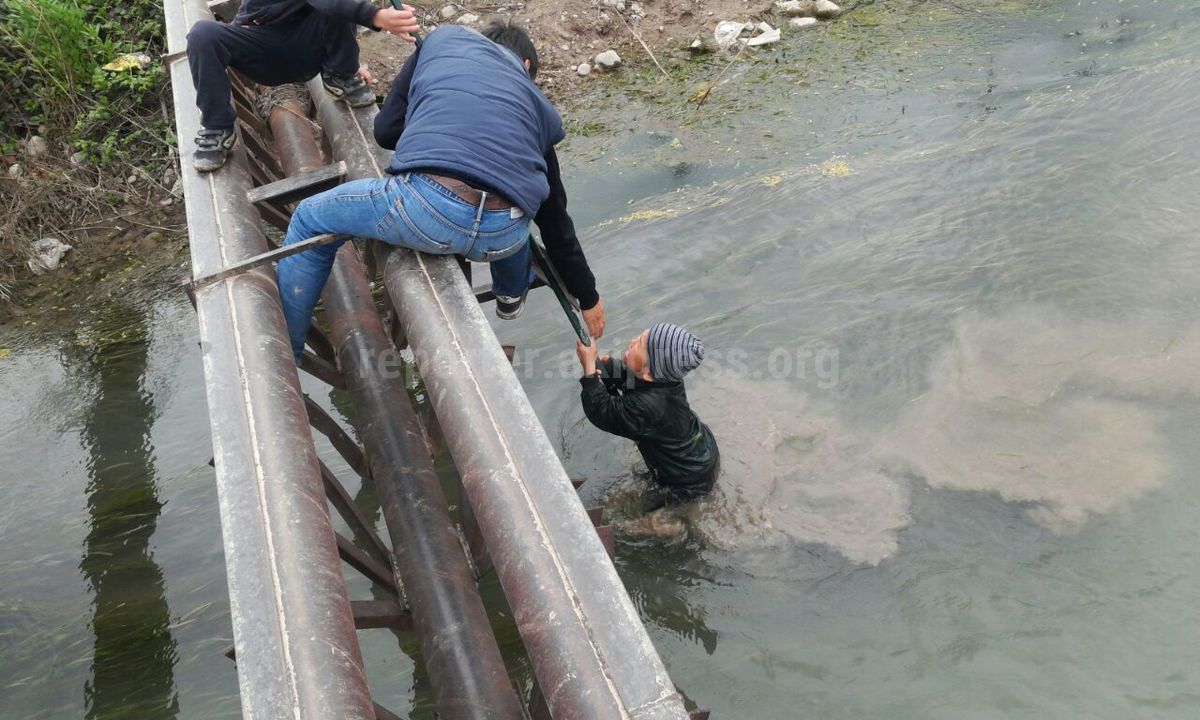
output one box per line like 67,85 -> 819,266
373,5 -> 420,40
356,64 -> 374,85
581,296 -> 606,341
576,340 -> 599,376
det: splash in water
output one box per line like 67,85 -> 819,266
685,377 -> 910,567
599,307 -> 1196,568
881,307 -> 1198,532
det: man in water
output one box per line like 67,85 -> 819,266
576,323 -> 720,513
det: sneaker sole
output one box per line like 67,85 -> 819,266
495,304 -> 524,320
324,81 -> 376,108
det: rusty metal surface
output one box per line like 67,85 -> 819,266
268,98 -> 324,175
383,253 -> 688,720
308,70 -> 690,720
163,2 -> 373,719
286,81 -> 525,719
187,232 -> 342,290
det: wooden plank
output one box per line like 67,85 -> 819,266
300,349 -> 347,390
372,704 -> 404,720
596,526 -> 614,558
306,324 -> 337,365
247,161 -> 347,206
238,125 -> 283,178
255,200 -> 292,233
233,95 -> 268,137
188,233 -> 342,290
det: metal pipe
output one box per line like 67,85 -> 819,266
295,79 -> 525,719
162,2 -> 373,719
382,253 -> 688,720
268,95 -> 324,176
307,70 -> 690,720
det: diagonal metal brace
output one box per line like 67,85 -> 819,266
247,161 -> 347,207
186,233 -> 342,292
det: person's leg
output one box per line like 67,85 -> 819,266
278,174 -> 513,361
489,239 -> 535,302
316,13 -> 361,78
642,455 -> 719,513
186,20 -> 241,132
311,12 -> 375,106
186,19 -> 322,170
276,178 -> 396,363
669,455 -> 720,504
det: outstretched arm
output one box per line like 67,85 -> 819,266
578,342 -> 656,439
374,51 -> 418,150
580,378 -> 657,440
536,148 -> 605,338
304,0 -> 403,30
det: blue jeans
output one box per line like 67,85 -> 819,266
276,172 -> 533,363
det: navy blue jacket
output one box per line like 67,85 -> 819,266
234,0 -> 379,28
374,26 -> 599,309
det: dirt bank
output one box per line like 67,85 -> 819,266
359,0 -> 847,102
0,202 -> 188,331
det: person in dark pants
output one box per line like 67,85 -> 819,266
186,0 -> 419,172
274,21 -> 607,364
576,323 -> 720,514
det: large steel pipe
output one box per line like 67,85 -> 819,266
300,79 -> 525,719
309,72 -> 690,720
163,2 -> 373,718
268,94 -> 323,176
382,253 -> 689,720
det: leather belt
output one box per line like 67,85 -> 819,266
423,173 -> 514,211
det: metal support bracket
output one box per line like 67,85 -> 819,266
185,232 -> 342,292
352,600 -> 413,632
247,161 -> 347,206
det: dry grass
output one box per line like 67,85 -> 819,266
0,150 -> 179,302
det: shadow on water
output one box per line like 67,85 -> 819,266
74,303 -> 179,719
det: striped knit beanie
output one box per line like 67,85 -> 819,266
646,323 -> 704,382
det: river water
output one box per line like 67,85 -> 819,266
2,0 -> 1198,717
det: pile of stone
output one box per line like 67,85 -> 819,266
709,0 -> 842,52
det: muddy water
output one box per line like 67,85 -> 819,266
3,1 -> 1199,717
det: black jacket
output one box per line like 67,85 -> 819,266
234,0 -> 379,28
580,358 -> 718,486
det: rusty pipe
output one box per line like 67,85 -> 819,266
270,79 -> 525,719
163,1 -> 374,718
